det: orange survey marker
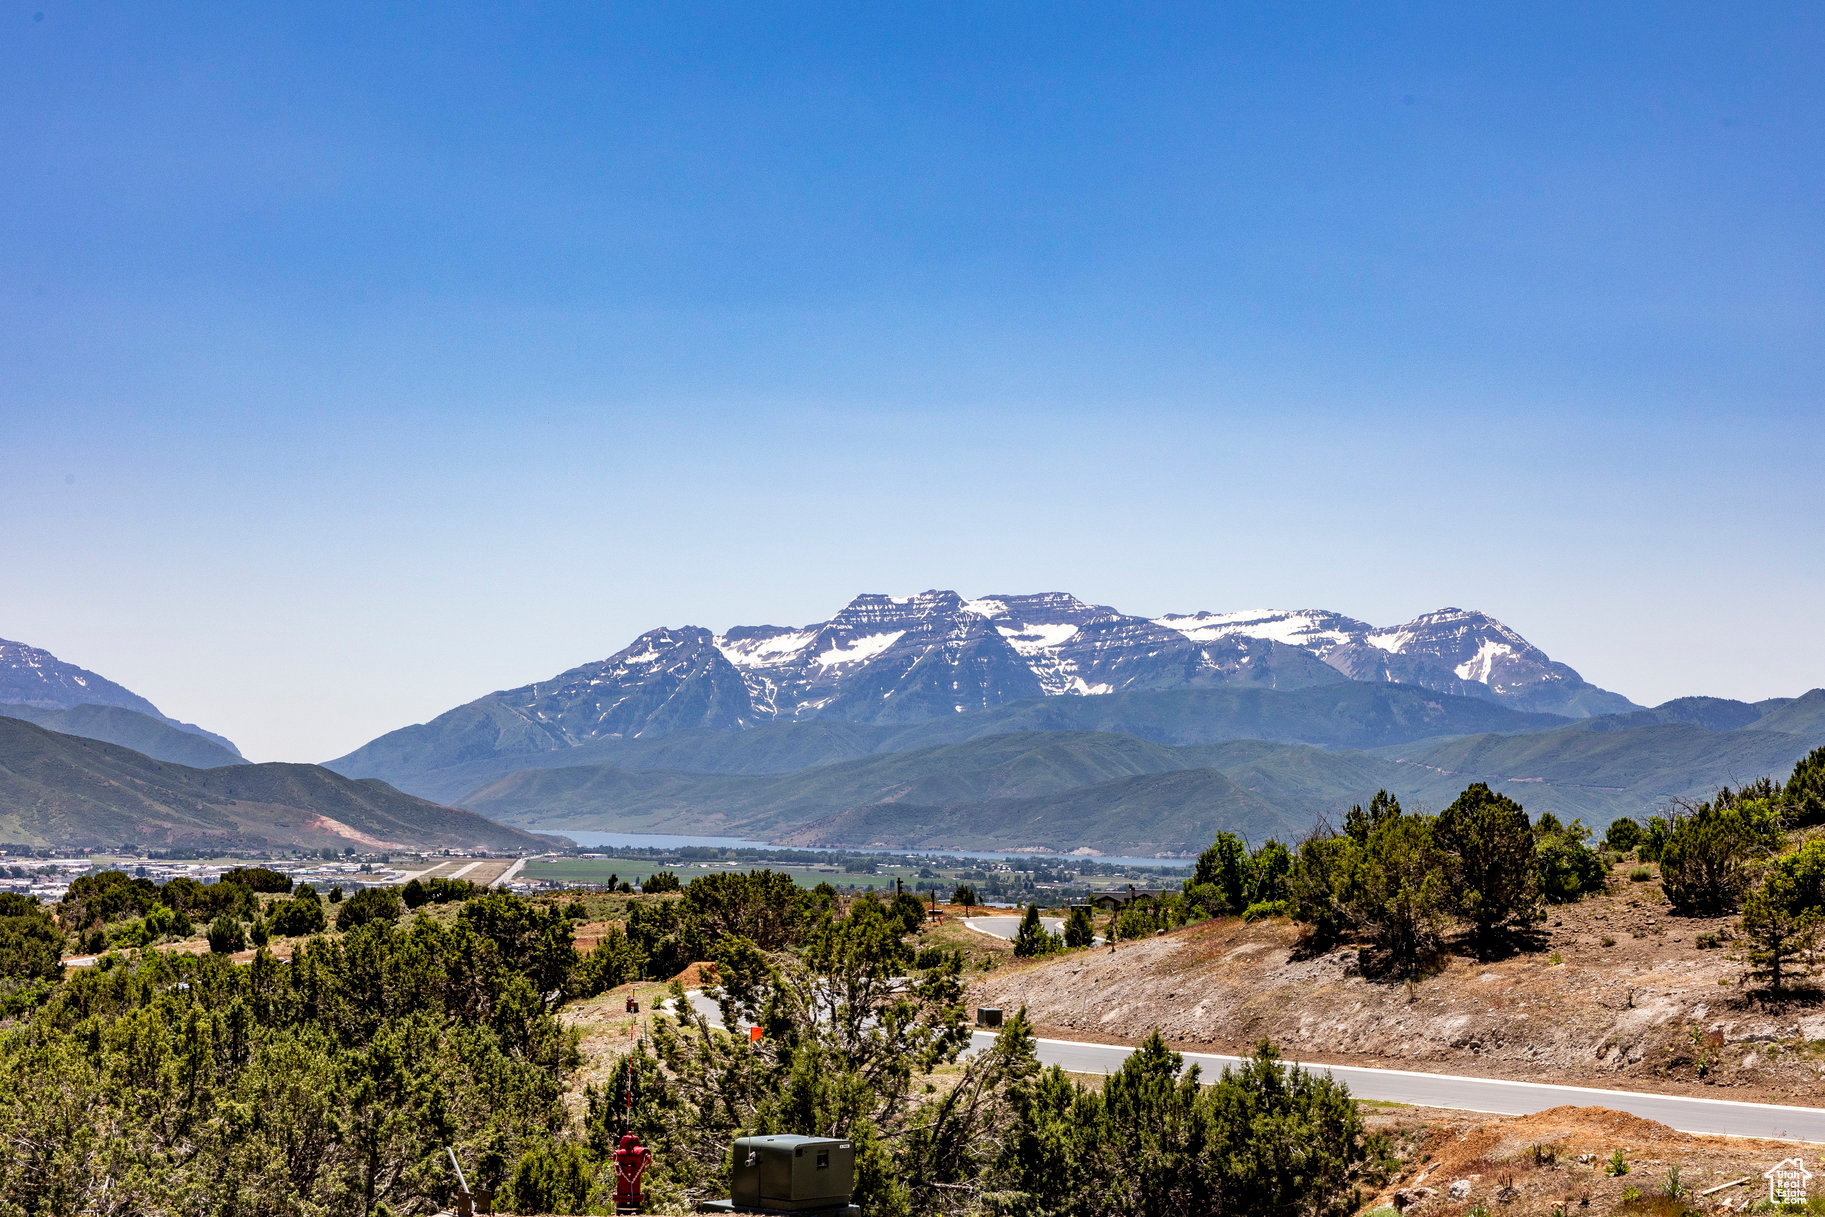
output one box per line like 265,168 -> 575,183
749,1025 -> 763,1042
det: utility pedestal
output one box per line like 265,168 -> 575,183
701,1134 -> 858,1215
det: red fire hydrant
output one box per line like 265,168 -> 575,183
613,1132 -> 652,1206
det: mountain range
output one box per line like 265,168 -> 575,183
317,590 -> 1821,853
331,591 -> 1636,786
8,594 -> 1823,856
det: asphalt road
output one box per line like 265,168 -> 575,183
972,1033 -> 1825,1142
680,988 -> 1825,1143
965,915 -> 1065,938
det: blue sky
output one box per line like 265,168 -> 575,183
3,3 -> 1822,760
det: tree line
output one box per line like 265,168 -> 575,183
1013,750 -> 1825,991
582,890 -> 1385,1217
1008,781 -> 1609,969
0,865 -> 1387,1216
1601,746 -> 1825,995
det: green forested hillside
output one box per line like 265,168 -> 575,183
460,731 -> 1200,839
774,767 -> 1299,854
347,681 -> 1567,803
0,717 -> 551,851
459,698 -> 1825,854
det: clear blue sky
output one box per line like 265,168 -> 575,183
3,4 -> 1821,761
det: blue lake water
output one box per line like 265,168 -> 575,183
558,830 -> 1191,869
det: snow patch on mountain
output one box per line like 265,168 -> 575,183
995,621 -> 1082,655
1454,639 -> 1516,684
1155,609 -> 1366,654
719,630 -> 816,668
816,631 -> 906,668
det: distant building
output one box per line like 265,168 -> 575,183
1084,887 -> 1169,911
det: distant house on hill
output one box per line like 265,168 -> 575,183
1083,886 -> 1169,911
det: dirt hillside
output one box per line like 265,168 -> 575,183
968,866 -> 1825,1105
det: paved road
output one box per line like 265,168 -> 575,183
492,856 -> 532,887
678,990 -> 1825,1142
965,915 -> 1065,939
969,1032 -> 1825,1142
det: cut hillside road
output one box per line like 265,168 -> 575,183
986,1035 -> 1825,1142
673,991 -> 1825,1141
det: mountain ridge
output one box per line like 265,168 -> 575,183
0,704 -> 245,768
0,716 -> 551,852
0,636 -> 241,756
341,681 -> 1572,804
330,591 -> 1628,786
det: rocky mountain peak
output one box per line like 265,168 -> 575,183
335,590 -> 1639,778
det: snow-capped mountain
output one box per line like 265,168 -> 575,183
334,591 -> 1633,785
488,626 -> 757,742
1154,606 -> 1635,717
714,590 -> 1337,723
0,636 -> 242,755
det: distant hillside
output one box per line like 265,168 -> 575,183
1,704 -> 245,768
0,717 -> 550,852
460,731 -> 1196,836
0,636 -> 241,755
455,730 -> 1408,853
344,681 -> 1569,804
457,694 -> 1825,854
775,769 -> 1301,855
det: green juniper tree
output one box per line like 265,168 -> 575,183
1193,832 -> 1250,914
1659,792 -> 1782,916
1735,838 -> 1825,997
1013,905 -> 1061,958
987,1033 -> 1380,1217
1738,876 -> 1818,998
1785,745 -> 1825,829
1603,817 -> 1644,855
1434,783 -> 1539,944
1350,804 -> 1447,969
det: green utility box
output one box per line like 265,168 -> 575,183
729,1135 -> 854,1213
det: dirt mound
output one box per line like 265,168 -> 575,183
672,961 -> 719,988
571,919 -> 624,953
1365,1104 -> 1806,1215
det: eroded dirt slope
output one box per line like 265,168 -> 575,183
969,869 -> 1825,1104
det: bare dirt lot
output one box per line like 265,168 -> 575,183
967,867 -> 1825,1106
